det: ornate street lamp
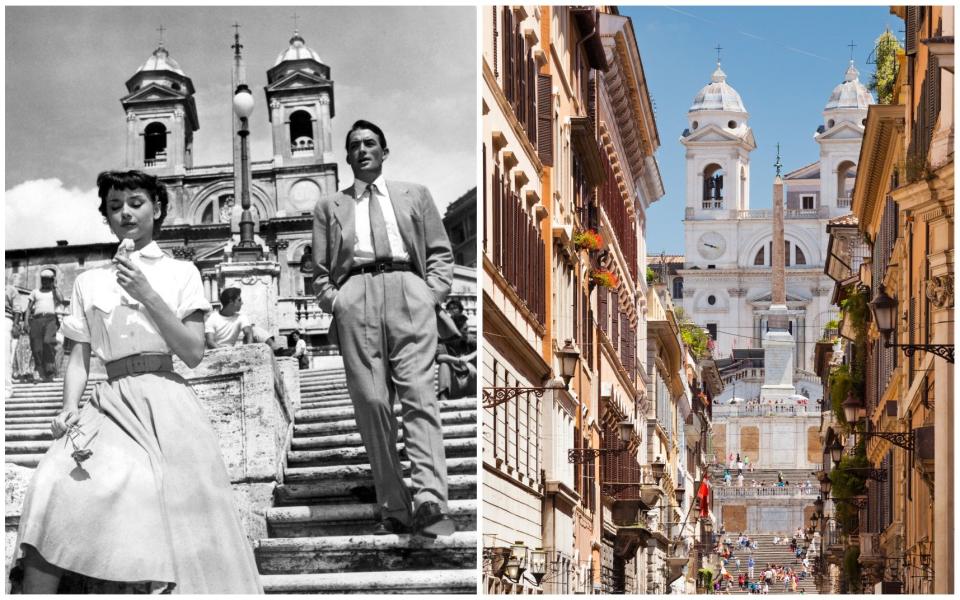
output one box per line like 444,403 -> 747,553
819,473 -> 832,496
869,285 -> 953,362
650,456 -> 667,483
814,496 -> 825,515
232,83 -> 261,259
568,420 -> 634,463
828,437 -> 844,466
842,391 -> 864,424
483,339 -> 580,408
504,542 -> 528,583
529,549 -> 548,585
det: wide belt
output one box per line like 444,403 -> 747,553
105,353 -> 173,380
347,261 -> 413,278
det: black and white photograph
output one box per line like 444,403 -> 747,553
4,5 -> 478,594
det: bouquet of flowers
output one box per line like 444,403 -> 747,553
573,229 -> 603,251
590,269 -> 619,289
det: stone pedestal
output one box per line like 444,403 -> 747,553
761,305 -> 795,403
218,260 -> 281,340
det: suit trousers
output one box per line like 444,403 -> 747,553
29,314 -> 58,379
334,270 -> 447,523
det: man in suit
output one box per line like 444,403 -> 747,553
312,120 -> 455,537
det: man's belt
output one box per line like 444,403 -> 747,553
105,353 -> 174,380
347,261 -> 413,278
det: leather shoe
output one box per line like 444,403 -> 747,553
413,501 -> 455,538
370,517 -> 410,535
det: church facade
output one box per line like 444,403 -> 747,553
678,60 -> 873,372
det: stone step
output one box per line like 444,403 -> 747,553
6,414 -> 59,423
294,410 -> 475,437
255,530 -> 476,575
275,473 -> 476,505
291,423 -> 476,450
288,437 -> 476,467
5,429 -> 53,441
267,499 -> 476,538
260,569 -> 476,594
298,398 -> 354,411
4,423 -> 56,430
284,457 -> 476,483
295,398 -> 477,424
6,454 -> 44,467
5,440 -> 52,454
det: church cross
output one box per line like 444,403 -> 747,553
292,11 -> 300,34
157,24 -> 166,47
232,22 -> 243,56
714,43 -> 723,64
847,40 -> 857,61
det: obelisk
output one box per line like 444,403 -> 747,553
761,145 -> 795,401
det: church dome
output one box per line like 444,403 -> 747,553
275,33 -> 323,66
824,61 -> 874,111
136,45 -> 185,76
689,64 -> 747,113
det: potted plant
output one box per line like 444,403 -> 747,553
589,268 -> 619,289
573,228 -> 603,251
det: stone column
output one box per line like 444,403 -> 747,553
319,94 -> 334,164
270,98 -> 284,165
929,269 -> 953,594
771,175 -> 786,309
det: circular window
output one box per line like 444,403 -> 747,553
828,119 -> 835,128
861,119 -> 867,126
692,120 -> 699,129
171,82 -> 181,91
727,120 -> 737,129
707,295 -> 717,306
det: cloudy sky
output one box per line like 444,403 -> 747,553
5,6 -> 477,249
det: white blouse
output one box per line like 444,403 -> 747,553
60,241 -> 211,362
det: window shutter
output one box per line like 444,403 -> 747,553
598,285 -> 607,335
537,74 -> 554,166
926,55 -> 939,153
906,6 -> 918,55
482,143 -> 488,255
492,6 -> 498,79
503,8 -> 514,101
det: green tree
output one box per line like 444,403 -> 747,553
870,28 -> 902,104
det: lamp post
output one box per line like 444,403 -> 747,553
483,339 -> 580,408
232,83 -> 260,259
568,419 -> 635,463
869,285 -> 954,362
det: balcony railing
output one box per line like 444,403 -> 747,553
702,199 -> 724,210
277,296 -> 333,333
712,403 -> 821,418
837,196 -> 852,209
714,485 -> 819,498
144,157 -> 167,167
291,143 -> 315,156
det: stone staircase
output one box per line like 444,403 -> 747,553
4,379 -> 99,467
256,367 -> 478,594
716,533 -> 819,594
4,368 -> 479,593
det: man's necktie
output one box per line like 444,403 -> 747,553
367,183 -> 392,261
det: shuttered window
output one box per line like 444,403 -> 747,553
537,74 -> 553,165
905,6 -> 918,55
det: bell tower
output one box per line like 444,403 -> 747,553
120,39 -> 199,175
265,31 -> 335,168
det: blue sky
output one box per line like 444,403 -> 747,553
620,5 -> 898,255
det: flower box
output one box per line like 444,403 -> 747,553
573,229 -> 603,251
590,269 -> 619,289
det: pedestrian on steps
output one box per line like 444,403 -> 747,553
9,170 -> 262,594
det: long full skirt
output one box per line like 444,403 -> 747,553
10,372 -> 263,594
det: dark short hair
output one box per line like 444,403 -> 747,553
219,287 -> 241,307
452,313 -> 468,328
445,298 -> 464,312
345,120 -> 387,152
96,170 -> 169,231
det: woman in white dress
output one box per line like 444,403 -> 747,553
10,170 -> 262,594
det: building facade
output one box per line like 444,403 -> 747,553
481,6 -> 672,594
678,60 -> 872,371
815,6 -> 953,594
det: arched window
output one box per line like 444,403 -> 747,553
795,246 -> 807,266
144,122 -> 167,164
200,194 -> 236,224
754,246 -> 765,266
289,110 -> 314,155
672,277 -> 684,300
702,163 -> 725,209
837,160 -> 856,205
